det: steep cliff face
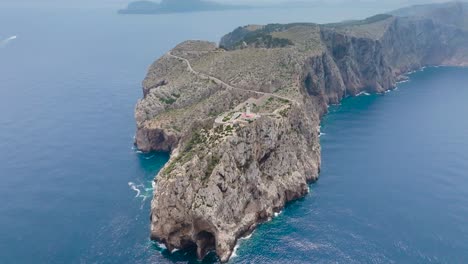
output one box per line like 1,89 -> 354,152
380,17 -> 468,72
390,1 -> 468,30
319,28 -> 394,96
150,104 -> 321,262
135,7 -> 468,263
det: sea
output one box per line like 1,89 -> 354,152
1,6 -> 467,264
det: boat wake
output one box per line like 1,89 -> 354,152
0,35 -> 17,47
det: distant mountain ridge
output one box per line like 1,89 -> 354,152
118,0 -> 251,15
390,1 -> 468,30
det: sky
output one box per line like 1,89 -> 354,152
0,0 -> 451,9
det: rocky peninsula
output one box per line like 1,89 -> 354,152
134,2 -> 468,262
119,0 -> 250,15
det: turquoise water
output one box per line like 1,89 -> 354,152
1,7 -> 468,264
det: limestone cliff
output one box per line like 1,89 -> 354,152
134,5 -> 468,263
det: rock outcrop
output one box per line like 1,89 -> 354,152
134,4 -> 468,263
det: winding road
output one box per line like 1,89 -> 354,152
167,52 -> 297,104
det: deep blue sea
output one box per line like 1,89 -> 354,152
1,7 -> 468,264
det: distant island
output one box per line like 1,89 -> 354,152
118,0 -> 251,15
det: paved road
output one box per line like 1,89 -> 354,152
167,52 -> 297,104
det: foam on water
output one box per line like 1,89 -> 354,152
274,211 -> 283,217
153,241 -> 167,251
231,231 -> 256,259
242,232 -> 254,240
131,145 -> 144,154
357,91 -> 371,96
128,182 -> 144,198
231,244 -> 240,258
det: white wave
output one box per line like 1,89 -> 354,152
128,182 -> 142,198
155,242 -> 167,250
0,35 -> 17,47
357,91 -> 371,96
319,132 -> 326,137
231,231 -> 255,258
231,244 -> 240,258
141,194 -> 149,203
274,210 -> 283,217
241,233 -> 253,240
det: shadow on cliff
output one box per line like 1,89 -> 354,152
151,242 -> 219,263
149,194 -> 312,263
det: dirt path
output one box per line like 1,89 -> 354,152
167,52 -> 297,104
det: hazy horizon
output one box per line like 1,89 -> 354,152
0,0 -> 453,10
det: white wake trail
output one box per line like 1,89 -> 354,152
128,182 -> 142,198
0,35 -> 17,47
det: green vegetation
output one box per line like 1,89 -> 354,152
159,97 -> 177,105
225,125 -> 234,133
222,111 -> 237,123
222,22 -> 319,50
162,131 -> 206,176
208,109 -> 220,117
234,32 -> 294,49
279,108 -> 289,117
325,14 -> 393,28
204,155 -> 220,180
185,131 -> 205,152
162,157 -> 180,175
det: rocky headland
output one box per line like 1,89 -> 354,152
119,0 -> 250,15
134,2 -> 468,262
